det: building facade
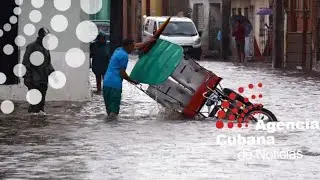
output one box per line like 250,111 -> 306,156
189,0 -> 273,59
189,0 -> 222,56
231,0 -> 274,61
123,0 -> 140,41
141,0 -> 190,17
286,0 -> 320,69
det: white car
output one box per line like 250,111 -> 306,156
142,16 -> 202,60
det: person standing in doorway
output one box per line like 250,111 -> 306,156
22,27 -> 55,114
232,19 -> 246,63
90,32 -> 110,93
103,38 -> 155,120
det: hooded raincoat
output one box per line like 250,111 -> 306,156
90,32 -> 110,76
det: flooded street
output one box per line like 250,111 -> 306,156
1,60 -> 320,179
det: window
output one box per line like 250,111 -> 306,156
192,3 -> 204,31
269,15 -> 273,29
244,7 -> 248,18
232,8 -> 236,16
147,20 -> 154,34
144,20 -> 149,31
296,0 -> 300,9
159,21 -> 198,36
305,0 -> 310,10
238,8 -> 242,15
259,15 -> 266,36
153,21 -> 157,34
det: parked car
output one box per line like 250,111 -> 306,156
142,16 -> 202,60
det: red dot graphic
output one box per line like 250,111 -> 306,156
259,94 -> 263,99
218,110 -> 226,119
228,122 -> 234,128
251,95 -> 256,99
216,120 -> 224,129
245,124 -> 249,127
229,93 -> 237,100
244,98 -> 249,103
232,108 -> 238,114
228,114 -> 236,121
243,108 -> 249,113
237,101 -> 243,107
222,101 -> 230,109
258,83 -> 263,88
248,84 -> 254,89
238,117 -> 243,123
238,123 -> 242,128
238,87 -> 244,93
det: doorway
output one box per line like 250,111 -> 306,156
0,1 -> 19,85
192,3 -> 204,32
209,3 -> 221,51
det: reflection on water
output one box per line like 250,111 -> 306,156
0,60 -> 320,179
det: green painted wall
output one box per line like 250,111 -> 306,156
90,0 -> 111,21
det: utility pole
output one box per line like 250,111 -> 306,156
110,0 -> 123,54
137,0 -> 142,41
221,0 -> 231,60
317,0 -> 320,64
302,0 -> 312,71
272,0 -> 284,68
146,0 -> 150,16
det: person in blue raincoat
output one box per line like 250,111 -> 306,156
217,30 -> 221,41
90,32 -> 110,92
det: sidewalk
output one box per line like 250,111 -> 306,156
203,55 -> 320,73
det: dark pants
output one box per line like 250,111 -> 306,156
27,82 -> 48,113
236,40 -> 245,62
95,73 -> 104,91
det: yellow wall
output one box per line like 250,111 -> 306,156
142,0 -> 146,16
141,0 -> 163,16
150,0 -> 162,16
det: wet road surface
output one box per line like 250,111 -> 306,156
1,60 -> 320,179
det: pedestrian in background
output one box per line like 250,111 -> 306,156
217,30 -> 221,41
22,27 -> 55,114
90,32 -> 110,93
232,20 -> 246,63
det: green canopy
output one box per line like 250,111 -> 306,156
130,39 -> 183,85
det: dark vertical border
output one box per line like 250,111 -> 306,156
110,0 -> 123,55
146,0 -> 150,16
0,1 -> 19,85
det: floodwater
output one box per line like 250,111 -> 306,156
1,60 -> 320,179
